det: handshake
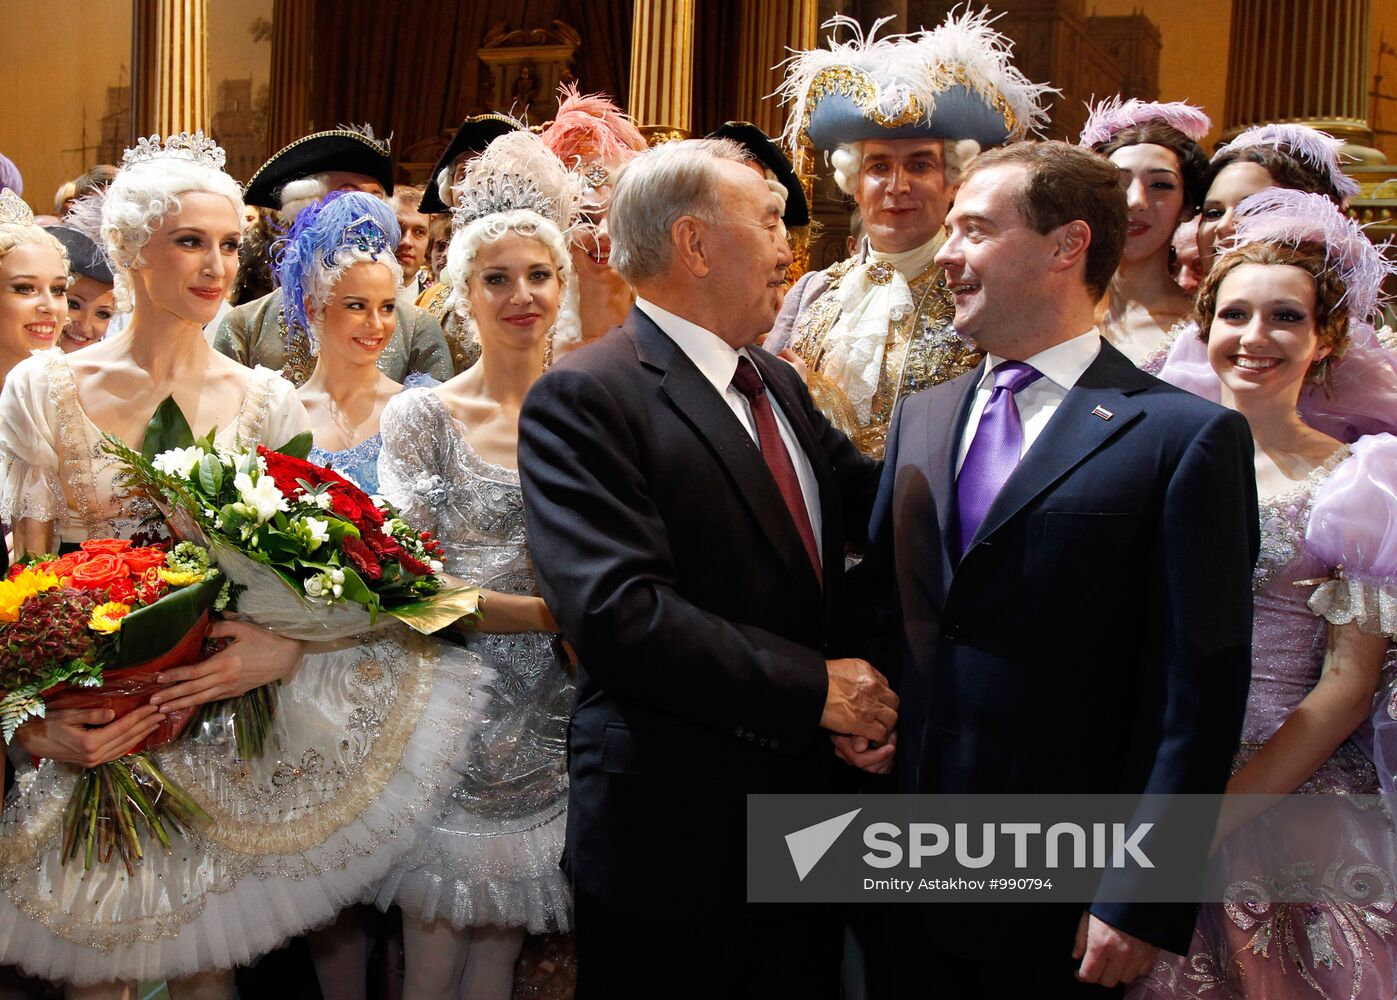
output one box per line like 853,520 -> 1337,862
822,658 -> 898,775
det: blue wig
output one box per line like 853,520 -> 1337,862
275,190 -> 402,343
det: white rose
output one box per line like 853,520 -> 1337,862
234,472 -> 289,525
304,576 -> 325,598
429,559 -> 443,574
153,446 -> 204,479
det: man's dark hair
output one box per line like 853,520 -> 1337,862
962,141 -> 1128,301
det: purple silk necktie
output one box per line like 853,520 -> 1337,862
956,361 -> 1044,558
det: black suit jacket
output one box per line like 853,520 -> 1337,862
859,340 -> 1258,958
519,307 -> 881,921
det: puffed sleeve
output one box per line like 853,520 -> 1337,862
377,387 -> 448,534
1304,432 -> 1397,637
1298,321 -> 1397,444
0,352 -> 65,524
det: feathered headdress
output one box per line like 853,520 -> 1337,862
1227,187 -> 1394,321
540,84 -> 647,187
778,7 -> 1055,152
275,190 -> 402,344
1219,124 -> 1360,203
451,129 -> 581,234
1078,97 -> 1210,148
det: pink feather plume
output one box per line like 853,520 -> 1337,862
1222,123 -> 1361,202
540,83 -> 647,170
1078,96 -> 1211,147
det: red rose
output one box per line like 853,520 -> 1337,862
107,576 -> 136,603
68,553 -> 131,590
341,535 -> 383,581
119,547 -> 169,574
257,446 -> 385,533
80,539 -> 133,555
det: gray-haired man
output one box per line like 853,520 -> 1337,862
519,138 -> 890,998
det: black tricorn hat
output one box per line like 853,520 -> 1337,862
709,121 -> 809,228
244,128 -> 394,209
418,114 -> 523,214
44,224 -> 113,286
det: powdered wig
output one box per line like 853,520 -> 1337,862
829,138 -> 980,197
608,138 -> 753,283
0,191 -> 69,276
278,172 -> 331,222
74,157 -> 244,310
446,130 -> 582,347
275,190 -> 403,348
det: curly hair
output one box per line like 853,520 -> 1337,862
1205,146 -> 1338,204
83,158 -> 244,310
1093,120 -> 1209,215
0,222 -> 69,276
445,210 -> 579,348
1194,241 -> 1349,380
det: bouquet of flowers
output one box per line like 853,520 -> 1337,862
0,541 -> 223,871
104,399 -> 480,757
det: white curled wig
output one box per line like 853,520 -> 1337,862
446,130 -> 583,351
73,154 -> 244,311
829,137 -> 981,197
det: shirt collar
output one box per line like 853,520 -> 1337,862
980,328 -> 1102,392
635,297 -> 745,395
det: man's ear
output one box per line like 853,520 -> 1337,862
1049,220 -> 1092,275
671,216 -> 711,278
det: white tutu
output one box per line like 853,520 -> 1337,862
0,627 -> 490,985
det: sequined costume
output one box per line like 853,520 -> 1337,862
376,387 -> 573,933
416,281 -> 481,375
768,245 -> 982,459
1132,435 -> 1397,1000
0,351 -> 483,986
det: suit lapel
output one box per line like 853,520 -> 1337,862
925,366 -> 984,569
630,311 -> 822,597
965,343 -> 1152,554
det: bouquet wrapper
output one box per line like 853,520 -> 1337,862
39,614 -> 210,757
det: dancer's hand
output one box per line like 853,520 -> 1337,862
13,705 -> 164,767
149,620 -> 305,713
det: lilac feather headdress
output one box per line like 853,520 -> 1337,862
1219,124 -> 1360,202
1227,187 -> 1394,322
1078,97 -> 1210,148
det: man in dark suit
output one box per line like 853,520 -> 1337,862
850,141 -> 1258,998
518,138 -> 892,998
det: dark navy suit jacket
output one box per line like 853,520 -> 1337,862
859,340 -> 1258,958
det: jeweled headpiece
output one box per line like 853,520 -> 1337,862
275,190 -> 402,344
121,131 -> 227,171
1078,97 -> 1210,147
0,188 -> 34,227
450,130 -> 581,234
1226,187 -> 1394,322
1218,123 -> 1360,203
779,7 -> 1055,152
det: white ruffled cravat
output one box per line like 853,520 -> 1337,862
823,234 -> 945,424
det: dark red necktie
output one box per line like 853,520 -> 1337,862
730,356 -> 822,585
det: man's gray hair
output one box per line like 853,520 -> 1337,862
609,138 -> 753,284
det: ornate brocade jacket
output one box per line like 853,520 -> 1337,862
773,257 -> 982,459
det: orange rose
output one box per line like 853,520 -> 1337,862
119,547 -> 169,574
44,552 -> 89,579
68,553 -> 131,591
80,539 -> 134,555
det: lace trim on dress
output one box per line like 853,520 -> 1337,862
1254,446 -> 1351,593
1309,577 -> 1397,638
234,366 -> 277,444
46,351 -> 104,539
1138,318 -> 1192,376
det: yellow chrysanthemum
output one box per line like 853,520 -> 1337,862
88,601 -> 132,634
0,569 -> 64,623
157,567 -> 206,587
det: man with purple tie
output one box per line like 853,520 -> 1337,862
853,142 -> 1258,998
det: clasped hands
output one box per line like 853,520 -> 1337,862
13,619 -> 304,769
822,657 -> 898,774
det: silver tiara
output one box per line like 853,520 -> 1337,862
451,173 -> 562,230
122,131 -> 227,171
0,189 -> 34,227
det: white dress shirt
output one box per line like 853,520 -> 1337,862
955,329 -> 1103,473
636,298 -> 823,559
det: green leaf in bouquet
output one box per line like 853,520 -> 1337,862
277,430 -> 314,460
196,452 -> 224,496
1,688 -> 45,742
140,396 -> 197,462
337,565 -> 376,610
386,586 -> 481,635
114,573 -> 224,668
